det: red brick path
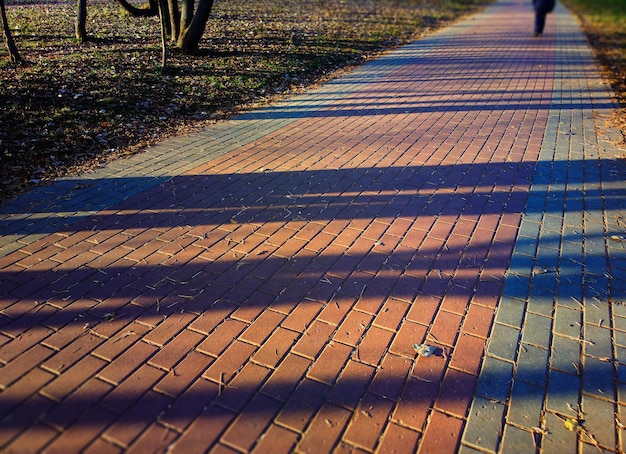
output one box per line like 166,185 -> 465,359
0,0 -> 567,452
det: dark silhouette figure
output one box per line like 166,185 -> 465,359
532,0 -> 556,36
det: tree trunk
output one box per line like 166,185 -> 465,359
157,0 -> 168,68
177,0 -> 214,53
115,0 -> 158,17
0,0 -> 21,63
166,0 -> 180,43
179,0 -> 194,31
72,0 -> 212,56
75,0 -> 87,43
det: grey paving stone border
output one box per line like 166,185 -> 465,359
461,1 -> 626,452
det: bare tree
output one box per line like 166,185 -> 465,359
1,0 -> 22,63
157,0 -> 168,68
177,0 -> 215,53
76,0 -> 215,54
75,0 -> 88,43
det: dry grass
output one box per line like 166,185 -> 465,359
0,0 -> 490,203
1,0 -> 624,204
563,0 -> 626,144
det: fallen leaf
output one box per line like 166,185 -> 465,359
564,418 -> 581,432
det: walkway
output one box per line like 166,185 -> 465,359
1,0 -> 625,452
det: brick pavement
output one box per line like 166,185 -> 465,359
1,0 -> 625,452
461,4 -> 626,453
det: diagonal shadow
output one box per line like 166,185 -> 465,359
2,159 -> 621,233
0,353 -> 605,452
1,1 -> 624,450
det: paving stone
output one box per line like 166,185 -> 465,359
377,423 -> 420,453
154,351 -> 215,398
582,395 -> 618,450
461,304 -> 495,339
485,323 -> 520,362
126,423 -> 180,454
458,445 -> 489,454
526,286 -> 556,317
142,312 -> 196,348
43,377 -> 113,431
449,333 -> 486,376
583,355 -> 616,400
546,369 -> 580,418
533,247 -> 559,274
542,214 -> 564,236
214,362 -> 272,413
474,355 -> 514,403
583,324 -> 614,360
0,368 -> 56,424
558,278 -> 585,307
202,340 -> 258,384
418,411 -> 464,453
42,406 -> 118,453
158,378 -> 220,433
355,325 -> 394,367
560,240 -> 583,271
515,343 -> 549,387
499,424 -> 537,454
429,310 -> 464,348
343,393 -> 395,450
41,355 -> 107,402
506,379 -> 544,430
435,368 -> 477,418
332,310 -> 373,347
553,305 -> 583,339
297,402 -> 352,453
306,341 -> 353,386
250,424 -> 300,453
584,295 -> 611,327
169,404 -> 236,452
221,393 -> 283,452
274,378 -> 329,432
462,396 -> 505,452
389,319 -> 428,359
147,329 -> 205,371
97,341 -> 159,385
542,411 -> 578,453
0,325 -> 55,364
615,302 -> 626,320
103,390 -> 173,448
550,334 -> 582,376
501,273 -> 531,302
614,315 -> 626,336
494,296 -> 526,329
196,319 -> 248,358
517,218 -> 541,241
0,344 -> 56,389
520,313 -> 552,349
392,377 -> 438,432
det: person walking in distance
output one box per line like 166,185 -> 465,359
532,0 -> 556,36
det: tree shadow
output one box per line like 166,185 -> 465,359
1,1 -> 625,449
0,150 -> 623,450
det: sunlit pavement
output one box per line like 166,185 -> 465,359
1,0 -> 625,452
